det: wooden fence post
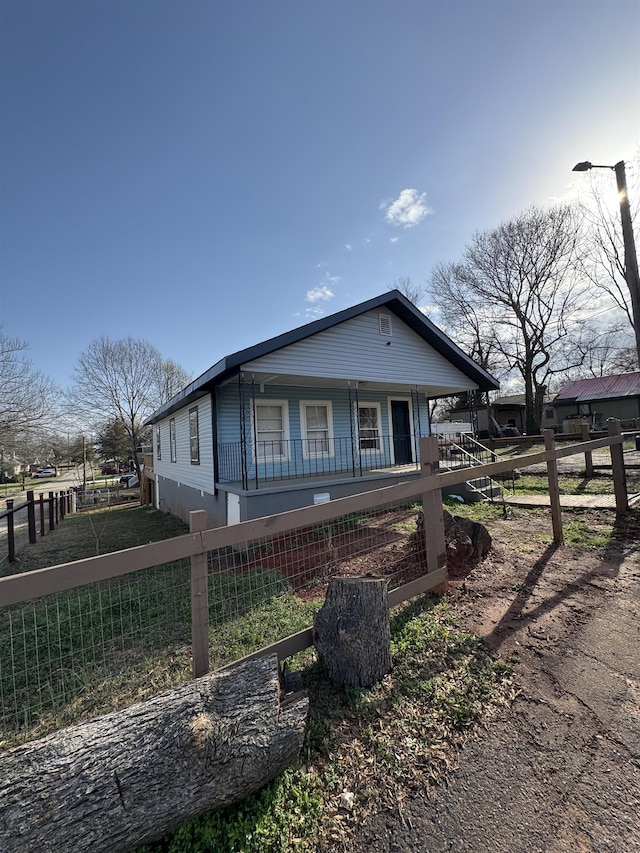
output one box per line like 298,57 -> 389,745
190,510 -> 210,678
6,499 -> 15,563
544,429 -> 563,544
48,491 -> 55,530
26,490 -> 36,544
608,419 -> 628,512
419,437 -> 447,590
581,423 -> 594,477
39,493 -> 45,537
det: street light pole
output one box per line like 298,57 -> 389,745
573,159 -> 640,368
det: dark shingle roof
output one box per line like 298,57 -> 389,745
146,290 -> 499,423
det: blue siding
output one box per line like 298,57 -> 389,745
243,309 -> 478,391
215,383 -> 430,484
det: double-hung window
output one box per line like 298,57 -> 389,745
255,401 -> 289,461
189,407 -> 200,464
300,401 -> 333,458
357,403 -> 382,452
169,418 -> 177,463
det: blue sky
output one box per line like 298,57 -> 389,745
1,0 -> 639,390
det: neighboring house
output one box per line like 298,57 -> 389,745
145,290 -> 499,526
552,372 -> 640,431
447,394 -> 557,436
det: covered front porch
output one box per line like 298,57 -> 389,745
214,367 -> 440,491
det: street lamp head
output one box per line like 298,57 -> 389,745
572,161 -> 593,172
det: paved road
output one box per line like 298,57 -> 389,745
0,466 -> 85,511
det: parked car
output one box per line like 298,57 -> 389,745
33,468 -> 57,478
101,463 -> 123,475
119,473 -> 139,488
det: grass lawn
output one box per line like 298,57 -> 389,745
136,596 -> 512,853
1,505 -> 320,747
2,499 -> 515,852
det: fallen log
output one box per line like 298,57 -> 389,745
313,575 -> 391,688
0,655 -> 308,853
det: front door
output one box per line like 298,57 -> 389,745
391,400 -> 413,465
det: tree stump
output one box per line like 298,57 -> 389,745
313,575 -> 391,688
0,655 -> 308,853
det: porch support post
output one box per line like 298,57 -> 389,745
354,382 -> 362,477
211,387 -> 219,496
348,381 -> 356,478
412,386 -> 420,467
239,372 -> 248,490
468,389 -> 479,437
251,373 -> 259,490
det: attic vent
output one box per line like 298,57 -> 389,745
379,313 -> 393,336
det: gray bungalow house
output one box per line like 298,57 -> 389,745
145,290 -> 499,526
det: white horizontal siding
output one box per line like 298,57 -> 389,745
243,309 -> 476,389
154,394 -> 215,494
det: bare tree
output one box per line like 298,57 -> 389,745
389,276 -> 427,307
0,333 -> 59,454
430,205 -> 589,434
69,337 -> 191,476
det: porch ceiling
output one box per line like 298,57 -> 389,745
236,369 -> 476,397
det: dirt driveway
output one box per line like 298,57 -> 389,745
347,505 -> 640,852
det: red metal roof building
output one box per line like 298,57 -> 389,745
553,372 -> 640,428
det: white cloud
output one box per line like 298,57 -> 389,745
345,244 -> 352,251
390,237 -> 399,243
305,305 -> 326,319
307,285 -> 334,303
385,188 -> 432,228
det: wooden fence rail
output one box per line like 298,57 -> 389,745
0,425 -> 628,682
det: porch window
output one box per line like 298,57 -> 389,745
155,425 -> 161,461
255,401 -> 289,461
300,401 -> 333,458
357,403 -> 382,451
189,407 -> 200,464
169,418 -> 177,463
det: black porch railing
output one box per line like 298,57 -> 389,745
437,434 -> 513,501
217,434 -> 427,489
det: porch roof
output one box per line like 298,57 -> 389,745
146,290 -> 499,424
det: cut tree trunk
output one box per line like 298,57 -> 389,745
313,575 -> 391,688
0,655 -> 308,853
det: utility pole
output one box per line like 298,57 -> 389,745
573,159 -> 640,368
614,160 -> 640,368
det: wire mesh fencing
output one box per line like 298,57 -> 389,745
0,495 -> 431,746
0,558 -> 192,746
205,497 -> 426,668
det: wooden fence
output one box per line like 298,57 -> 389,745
0,424 -> 628,682
0,489 -> 74,565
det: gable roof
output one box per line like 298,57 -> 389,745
147,290 -> 499,423
554,372 -> 640,404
